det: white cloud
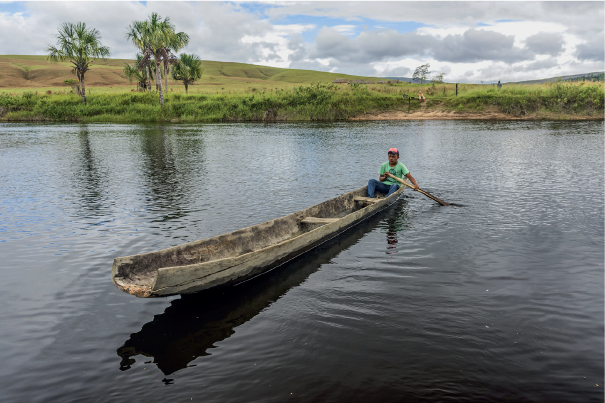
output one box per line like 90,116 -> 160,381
331,25 -> 357,35
0,2 -> 292,62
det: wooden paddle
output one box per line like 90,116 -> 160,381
385,173 -> 450,206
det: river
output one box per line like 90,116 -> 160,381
0,120 -> 603,402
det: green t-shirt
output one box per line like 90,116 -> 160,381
379,161 -> 409,186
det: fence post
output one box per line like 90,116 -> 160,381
456,83 -> 458,96
402,94 -> 410,113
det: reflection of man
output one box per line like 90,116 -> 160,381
367,148 -> 419,198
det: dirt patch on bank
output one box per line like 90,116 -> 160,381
350,108 -> 520,120
350,106 -> 603,121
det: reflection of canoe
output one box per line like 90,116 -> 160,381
117,201 -> 404,375
112,183 -> 407,298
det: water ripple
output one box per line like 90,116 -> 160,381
0,121 -> 602,402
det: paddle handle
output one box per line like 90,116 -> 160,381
386,174 -> 414,189
385,174 -> 449,206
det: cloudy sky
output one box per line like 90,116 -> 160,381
0,1 -> 603,83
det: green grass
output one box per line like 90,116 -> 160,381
0,54 -> 396,93
438,81 -> 604,117
0,81 -> 602,123
0,83 -> 408,122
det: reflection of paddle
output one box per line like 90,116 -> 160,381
385,173 -> 449,206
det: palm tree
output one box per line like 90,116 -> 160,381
126,13 -> 189,107
171,54 -> 204,93
125,21 -> 152,92
123,53 -> 154,91
47,22 -> 110,105
163,56 -> 176,93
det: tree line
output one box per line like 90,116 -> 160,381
46,13 -> 203,107
566,72 -> 604,83
412,64 -> 445,85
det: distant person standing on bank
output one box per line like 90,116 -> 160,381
367,148 -> 419,198
497,81 -> 502,89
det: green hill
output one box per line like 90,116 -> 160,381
506,72 -> 604,84
0,55 -> 385,93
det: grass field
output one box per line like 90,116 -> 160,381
0,55 -> 603,122
0,54 -> 389,94
0,83 -> 401,122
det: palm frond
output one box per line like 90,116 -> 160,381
46,22 -> 110,70
171,53 -> 203,85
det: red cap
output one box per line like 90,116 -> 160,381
388,148 -> 398,154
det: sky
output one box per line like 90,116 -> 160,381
0,1 -> 603,83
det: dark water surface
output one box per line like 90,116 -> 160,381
0,121 -> 603,402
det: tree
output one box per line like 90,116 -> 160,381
125,21 -> 152,91
47,22 -> 110,105
162,47 -> 179,92
171,53 -> 204,93
123,53 -> 155,91
126,13 -> 189,107
162,26 -> 189,93
432,72 -> 446,84
413,63 -> 431,84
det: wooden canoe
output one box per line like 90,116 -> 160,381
117,212 -> 385,374
111,183 -> 407,298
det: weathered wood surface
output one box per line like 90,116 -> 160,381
353,196 -> 379,203
301,217 -> 340,224
111,184 -> 406,298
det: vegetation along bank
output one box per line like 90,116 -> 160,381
0,80 -> 603,123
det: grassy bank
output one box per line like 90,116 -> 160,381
437,81 -> 604,118
0,83 -> 403,122
0,81 -> 603,123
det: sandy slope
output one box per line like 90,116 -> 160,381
351,105 -> 603,121
351,109 -> 516,120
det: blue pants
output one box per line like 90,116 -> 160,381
367,179 -> 399,198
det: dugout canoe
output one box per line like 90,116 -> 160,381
117,211 -> 386,374
111,183 -> 407,298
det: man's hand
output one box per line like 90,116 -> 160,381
413,184 -> 419,191
384,172 -> 392,178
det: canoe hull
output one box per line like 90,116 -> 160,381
112,184 -> 405,297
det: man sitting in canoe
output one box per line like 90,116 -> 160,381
367,148 -> 419,198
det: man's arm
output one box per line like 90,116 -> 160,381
384,172 -> 420,191
405,173 -> 419,190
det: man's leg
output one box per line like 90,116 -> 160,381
367,179 -> 379,197
368,179 -> 391,197
386,183 -> 400,197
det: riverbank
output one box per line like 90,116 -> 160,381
351,106 -> 604,121
1,81 -> 602,122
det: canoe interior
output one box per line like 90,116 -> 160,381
112,185 -> 394,296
